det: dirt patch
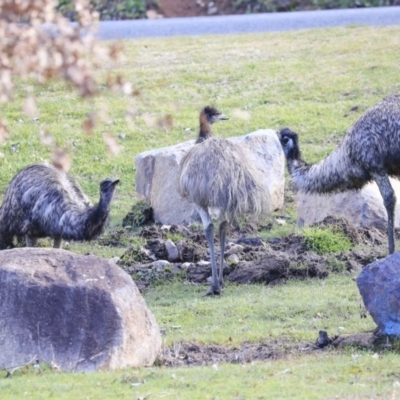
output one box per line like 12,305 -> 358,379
157,330 -> 400,367
158,338 -> 318,367
113,216 -> 386,292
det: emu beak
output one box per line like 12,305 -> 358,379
219,114 -> 229,121
112,179 -> 120,186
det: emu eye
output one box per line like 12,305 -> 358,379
282,137 -> 290,145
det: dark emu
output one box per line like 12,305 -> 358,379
0,163 -> 119,249
178,106 -> 270,295
279,94 -> 400,255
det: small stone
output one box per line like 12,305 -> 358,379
275,218 -> 286,226
197,260 -> 211,267
118,133 -> 126,139
152,260 -> 170,271
165,239 -> 179,262
227,254 -> 240,265
225,244 -> 244,256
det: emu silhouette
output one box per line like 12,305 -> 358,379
178,106 -> 270,295
0,163 -> 119,249
278,94 -> 400,255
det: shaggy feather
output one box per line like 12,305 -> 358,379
0,163 -> 119,249
179,136 -> 270,221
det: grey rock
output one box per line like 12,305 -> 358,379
227,254 -> 240,265
225,244 -> 244,256
0,248 -> 161,372
165,239 -> 179,262
357,252 -> 400,336
297,178 -> 400,230
152,260 -> 171,270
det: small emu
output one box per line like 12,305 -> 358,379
278,94 -> 400,255
0,163 -> 119,249
178,106 -> 270,295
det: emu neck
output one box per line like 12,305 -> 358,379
287,146 -> 368,194
196,112 -> 212,144
97,191 -> 114,214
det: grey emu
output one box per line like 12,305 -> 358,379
278,94 -> 400,255
0,163 -> 119,249
178,106 -> 270,295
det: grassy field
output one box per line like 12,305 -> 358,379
1,25 -> 400,398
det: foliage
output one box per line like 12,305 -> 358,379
122,200 -> 154,228
0,0 -> 131,169
57,0 -> 146,21
303,226 -> 353,255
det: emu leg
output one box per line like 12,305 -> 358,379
374,173 -> 396,254
53,238 -> 62,249
197,207 -> 220,295
218,220 -> 229,287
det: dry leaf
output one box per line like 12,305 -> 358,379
39,129 -> 55,146
142,113 -> 156,128
23,96 -> 38,119
0,118 -> 9,143
157,114 -> 174,129
82,113 -> 97,134
52,148 -> 72,172
104,133 -> 122,156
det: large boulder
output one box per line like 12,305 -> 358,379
297,178 -> 400,230
135,129 -> 285,225
0,248 -> 161,372
357,252 -> 400,336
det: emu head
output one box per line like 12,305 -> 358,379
278,128 -> 301,161
202,106 -> 229,124
99,178 -> 120,202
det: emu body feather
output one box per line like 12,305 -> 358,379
0,163 -> 119,249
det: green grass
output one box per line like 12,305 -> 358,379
146,275 -> 371,346
2,350 -> 400,399
303,226 -> 353,255
1,25 -> 400,398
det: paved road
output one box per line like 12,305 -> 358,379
97,6 -> 400,40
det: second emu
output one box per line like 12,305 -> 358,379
178,106 -> 270,295
278,94 -> 400,255
0,163 -> 119,249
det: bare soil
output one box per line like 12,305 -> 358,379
157,331 -> 398,367
110,215 -> 386,292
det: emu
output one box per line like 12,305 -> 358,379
178,106 -> 270,295
0,163 -> 119,249
278,94 -> 400,255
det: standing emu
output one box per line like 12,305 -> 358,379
0,163 -> 119,249
178,106 -> 270,295
278,94 -> 400,255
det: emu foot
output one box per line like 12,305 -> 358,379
204,285 -> 221,296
